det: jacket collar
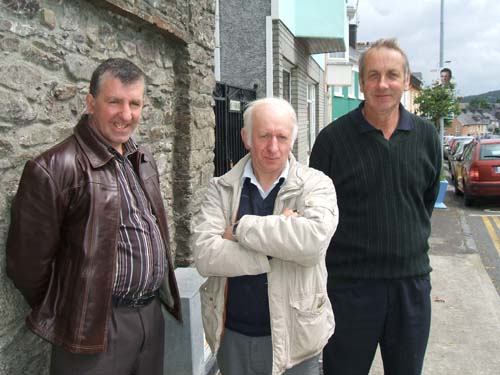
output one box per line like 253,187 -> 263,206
219,152 -> 303,192
73,114 -> 143,169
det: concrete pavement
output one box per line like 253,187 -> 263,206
369,253 -> 500,374
369,190 -> 500,374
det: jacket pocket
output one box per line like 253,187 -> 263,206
288,292 -> 334,363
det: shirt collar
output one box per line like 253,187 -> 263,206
121,138 -> 138,157
87,125 -> 137,160
242,158 -> 289,199
355,101 -> 414,133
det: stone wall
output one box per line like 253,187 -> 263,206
0,0 -> 215,373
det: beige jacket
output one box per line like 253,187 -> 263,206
192,154 -> 338,374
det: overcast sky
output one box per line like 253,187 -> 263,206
351,0 -> 500,97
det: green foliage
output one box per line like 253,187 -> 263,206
415,83 -> 461,126
461,89 -> 500,104
468,97 -> 492,111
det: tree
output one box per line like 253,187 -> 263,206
468,97 -> 492,111
415,83 -> 461,127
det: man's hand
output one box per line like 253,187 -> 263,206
223,209 -> 298,243
282,208 -> 299,218
223,224 -> 236,241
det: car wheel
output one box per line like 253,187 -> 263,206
454,178 -> 463,196
464,190 -> 474,206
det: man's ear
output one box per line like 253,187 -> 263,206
404,73 -> 411,91
241,128 -> 251,150
85,94 -> 95,114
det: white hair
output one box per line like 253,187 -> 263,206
242,97 -> 298,147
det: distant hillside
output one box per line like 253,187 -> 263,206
461,90 -> 500,103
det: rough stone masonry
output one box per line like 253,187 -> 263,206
0,0 -> 216,373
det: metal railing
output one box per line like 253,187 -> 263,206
213,83 -> 256,176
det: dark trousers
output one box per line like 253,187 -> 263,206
322,277 -> 431,375
50,298 -> 164,375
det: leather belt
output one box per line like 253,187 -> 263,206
112,291 -> 158,308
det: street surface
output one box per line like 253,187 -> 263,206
432,177 -> 500,295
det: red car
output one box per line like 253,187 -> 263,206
454,139 -> 500,206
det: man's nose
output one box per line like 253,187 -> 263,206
378,76 -> 390,89
120,104 -> 133,121
267,136 -> 279,151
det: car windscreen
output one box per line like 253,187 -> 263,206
479,143 -> 500,160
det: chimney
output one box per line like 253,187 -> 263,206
349,24 -> 357,48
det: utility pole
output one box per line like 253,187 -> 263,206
439,0 -> 445,166
439,0 -> 444,68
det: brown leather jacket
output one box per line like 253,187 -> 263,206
6,115 -> 181,353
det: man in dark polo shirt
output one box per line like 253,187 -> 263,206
310,39 -> 441,375
6,58 -> 181,375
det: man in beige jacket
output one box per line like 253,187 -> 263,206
192,97 -> 338,375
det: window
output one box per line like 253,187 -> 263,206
307,84 -> 317,152
283,70 -> 291,102
333,85 -> 343,97
328,51 -> 346,59
480,144 -> 500,160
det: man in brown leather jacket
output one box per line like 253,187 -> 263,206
6,58 -> 181,375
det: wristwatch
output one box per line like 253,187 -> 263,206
232,222 -> 239,238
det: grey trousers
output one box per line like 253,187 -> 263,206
50,298 -> 164,375
217,328 -> 320,375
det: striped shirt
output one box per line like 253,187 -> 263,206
111,140 -> 166,299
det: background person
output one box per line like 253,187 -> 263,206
6,58 -> 181,375
192,97 -> 338,375
440,67 -> 452,86
310,39 -> 441,375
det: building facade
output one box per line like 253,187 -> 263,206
216,0 -> 346,163
327,43 -> 423,122
402,73 -> 423,114
327,45 -> 362,122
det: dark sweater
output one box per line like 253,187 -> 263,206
309,104 -> 441,280
225,178 -> 284,336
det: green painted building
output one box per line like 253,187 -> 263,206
331,69 -> 362,121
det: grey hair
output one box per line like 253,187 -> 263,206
89,58 -> 145,97
358,38 -> 410,84
242,97 -> 298,147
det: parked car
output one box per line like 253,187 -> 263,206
454,139 -> 500,206
481,133 -> 500,139
448,137 -> 474,180
443,135 -> 454,160
446,136 -> 474,161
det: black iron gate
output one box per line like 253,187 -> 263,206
213,83 -> 256,177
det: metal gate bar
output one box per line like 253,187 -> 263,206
213,83 -> 256,177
